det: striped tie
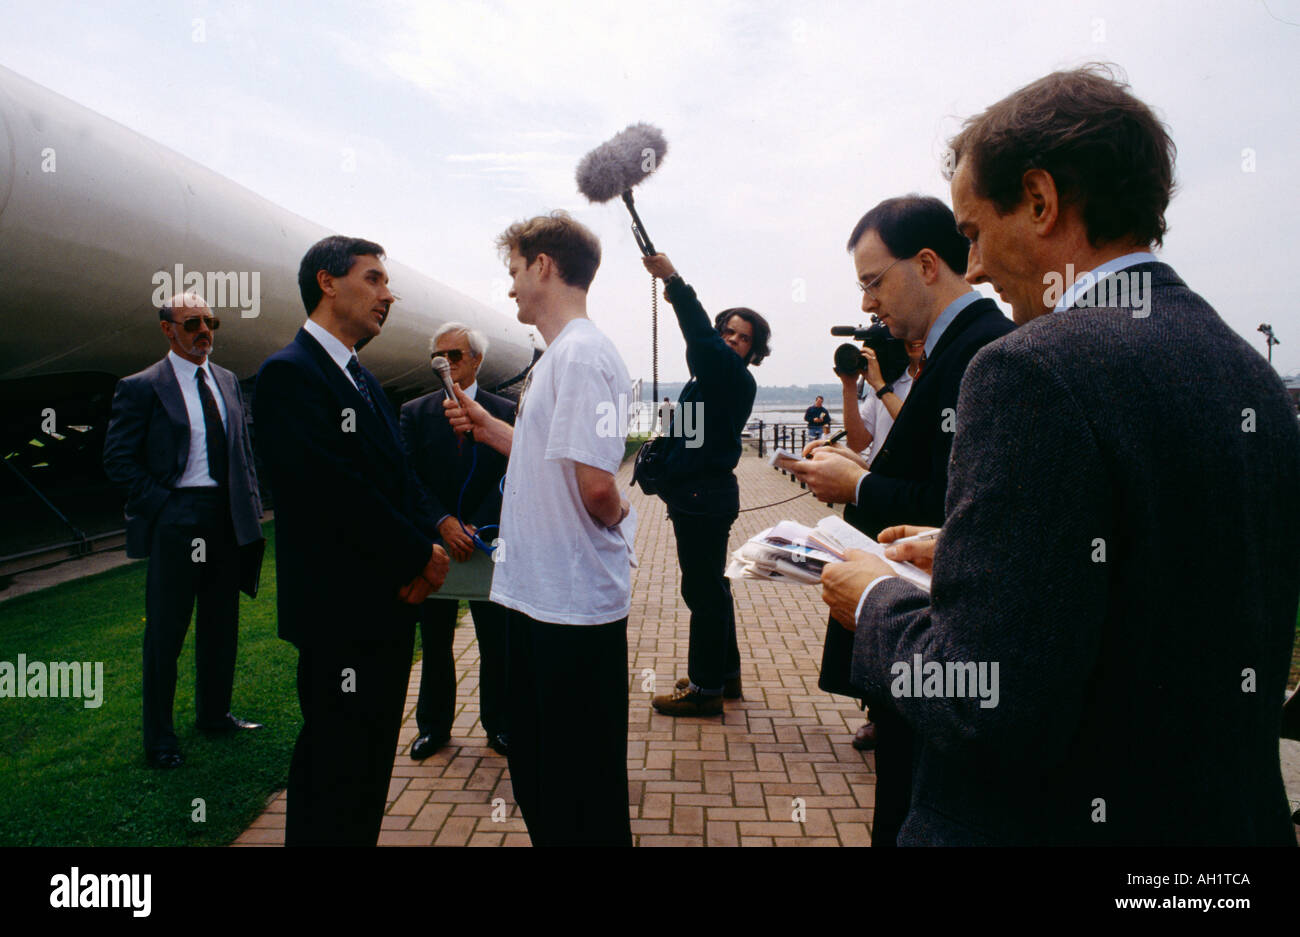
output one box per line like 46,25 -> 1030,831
346,355 -> 378,416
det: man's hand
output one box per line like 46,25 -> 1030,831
438,516 -> 477,563
444,382 -> 513,456
422,544 -> 450,589
443,382 -> 487,439
642,253 -> 677,281
879,525 -> 938,574
802,438 -> 829,458
863,346 -> 886,392
790,446 -> 867,504
398,545 -> 451,604
821,548 -> 895,630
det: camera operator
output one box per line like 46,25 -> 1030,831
641,252 -> 771,718
810,324 -> 921,467
790,195 -> 1013,847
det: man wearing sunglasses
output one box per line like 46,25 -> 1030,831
400,323 -> 516,760
103,292 -> 267,770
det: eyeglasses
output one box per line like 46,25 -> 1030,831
431,349 -> 471,363
168,315 -> 220,332
857,255 -> 911,301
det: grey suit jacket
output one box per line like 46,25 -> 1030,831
103,356 -> 263,558
851,262 -> 1300,845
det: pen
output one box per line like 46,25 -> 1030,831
888,528 -> 942,546
827,429 -> 848,445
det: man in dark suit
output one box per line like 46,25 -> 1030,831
103,292 -> 266,769
254,236 -> 449,846
793,196 -> 1013,845
400,322 -> 516,759
822,65 -> 1300,844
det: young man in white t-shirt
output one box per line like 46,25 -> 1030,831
444,211 -> 635,846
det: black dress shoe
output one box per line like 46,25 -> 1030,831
410,733 -> 449,760
851,722 -> 877,751
147,751 -> 184,769
198,713 -> 265,732
487,732 -> 509,756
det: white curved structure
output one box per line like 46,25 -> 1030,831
0,64 -> 537,396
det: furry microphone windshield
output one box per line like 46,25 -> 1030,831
576,123 -> 668,256
575,122 -> 668,203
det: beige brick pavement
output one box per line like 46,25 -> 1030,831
235,453 -> 874,847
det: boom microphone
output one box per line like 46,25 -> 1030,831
576,122 -> 668,256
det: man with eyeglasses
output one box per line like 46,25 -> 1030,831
400,323 -> 516,759
103,291 -> 267,769
790,195 -> 1012,846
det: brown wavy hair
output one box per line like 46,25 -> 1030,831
945,64 -> 1176,248
496,211 -> 602,290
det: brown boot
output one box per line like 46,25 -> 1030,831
653,684 -> 724,717
675,676 -> 742,700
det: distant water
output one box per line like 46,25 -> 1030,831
748,404 -> 846,427
626,402 -> 846,434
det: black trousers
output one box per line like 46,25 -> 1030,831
505,610 -> 631,847
415,598 -> 509,739
868,706 -> 914,847
285,623 -> 415,847
142,488 -> 240,757
667,508 -> 740,693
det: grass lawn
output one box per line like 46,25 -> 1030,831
0,526 -> 448,847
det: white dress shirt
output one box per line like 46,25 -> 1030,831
303,317 -> 358,389
167,350 -> 229,488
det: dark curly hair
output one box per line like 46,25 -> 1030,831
715,307 -> 771,367
945,63 -> 1176,248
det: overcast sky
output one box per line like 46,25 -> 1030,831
3,0 -> 1298,384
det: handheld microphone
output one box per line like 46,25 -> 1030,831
576,122 -> 668,257
432,356 -> 473,442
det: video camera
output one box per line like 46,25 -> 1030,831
830,321 -> 909,384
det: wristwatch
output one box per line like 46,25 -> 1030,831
875,383 -> 894,399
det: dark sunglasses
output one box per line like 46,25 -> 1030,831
169,315 -> 220,332
431,349 -> 467,363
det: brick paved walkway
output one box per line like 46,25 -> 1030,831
235,452 -> 875,846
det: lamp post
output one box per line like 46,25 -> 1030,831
1257,324 -> 1279,364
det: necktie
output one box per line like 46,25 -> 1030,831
915,351 -> 927,379
196,368 -> 228,486
347,356 -> 379,416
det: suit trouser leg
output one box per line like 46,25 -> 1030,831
669,509 -> 739,692
415,599 -> 459,738
870,708 -> 914,847
142,497 -> 201,757
468,599 -> 509,737
192,499 -> 240,725
506,611 -> 631,846
285,623 -> 415,846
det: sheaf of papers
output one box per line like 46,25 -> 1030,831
725,515 -> 932,592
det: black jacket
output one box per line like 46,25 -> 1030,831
103,357 -> 263,558
847,296 -> 1013,538
659,275 -> 756,509
400,386 -> 516,534
254,328 -> 434,647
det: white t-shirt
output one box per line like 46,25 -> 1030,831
490,317 -> 636,625
857,368 -> 915,466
